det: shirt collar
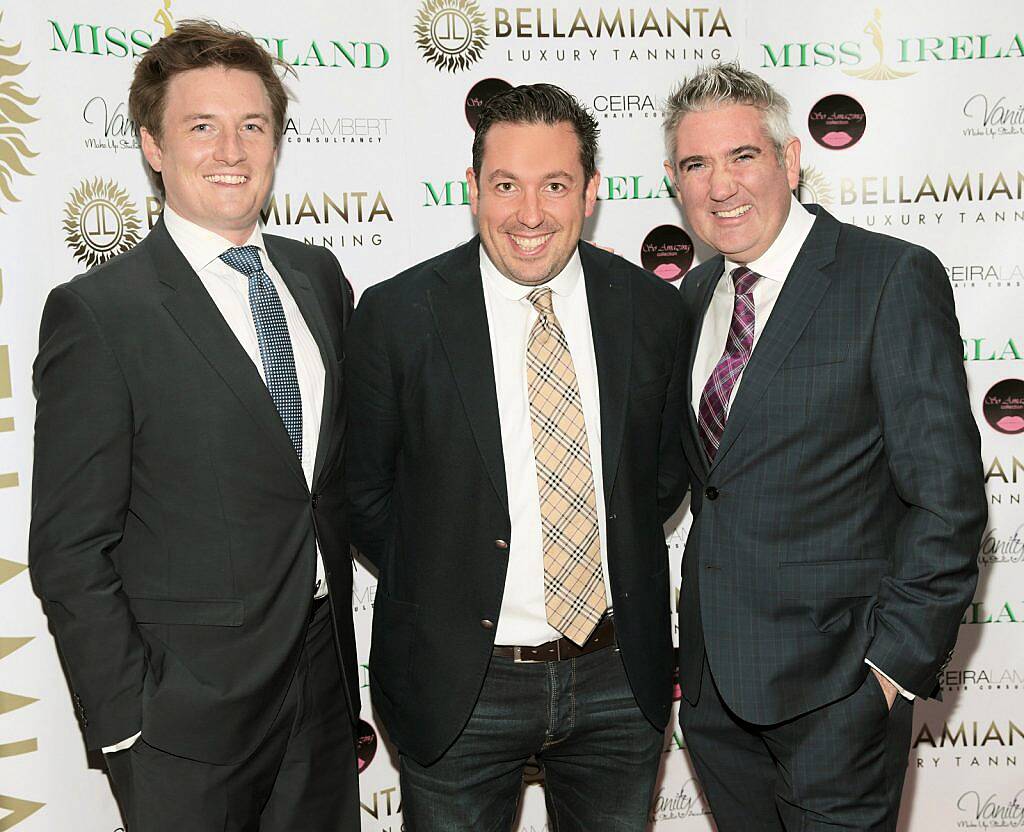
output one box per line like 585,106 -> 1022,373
162,204 -> 268,275
724,194 -> 815,284
479,243 -> 584,302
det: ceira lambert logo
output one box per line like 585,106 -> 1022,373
592,92 -> 661,120
963,92 -> 1024,139
356,719 -> 377,773
983,379 -> 1024,435
0,12 -> 39,213
796,166 -> 834,206
808,94 -> 866,150
63,178 -> 142,268
415,0 -> 489,73
940,664 -> 1024,691
283,114 -> 391,146
465,77 -> 512,129
641,225 -> 693,282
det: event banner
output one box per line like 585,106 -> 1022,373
0,1 -> 1020,830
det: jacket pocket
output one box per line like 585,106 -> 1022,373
778,558 -> 889,598
129,597 -> 244,626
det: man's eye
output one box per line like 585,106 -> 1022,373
547,182 -> 566,193
192,123 -> 211,132
684,161 -> 704,172
243,123 -> 264,132
496,182 -> 515,193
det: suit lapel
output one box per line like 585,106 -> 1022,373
147,220 -> 307,489
709,208 -> 840,474
579,243 -> 632,497
427,240 -> 509,510
265,237 -> 340,489
683,257 -> 724,479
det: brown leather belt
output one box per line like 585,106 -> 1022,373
493,616 -> 616,663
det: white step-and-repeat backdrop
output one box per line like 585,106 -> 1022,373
0,1 -> 1020,829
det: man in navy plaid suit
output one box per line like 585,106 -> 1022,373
663,63 -> 987,830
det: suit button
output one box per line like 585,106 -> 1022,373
311,493 -> 320,508
494,540 -> 509,550
480,619 -> 494,630
705,487 -> 719,500
608,513 -> 617,521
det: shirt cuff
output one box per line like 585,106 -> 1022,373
102,732 -> 141,754
865,659 -> 915,700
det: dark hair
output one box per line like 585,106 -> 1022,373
130,20 -> 293,188
471,83 -> 599,182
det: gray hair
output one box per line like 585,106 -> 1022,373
663,62 -> 794,164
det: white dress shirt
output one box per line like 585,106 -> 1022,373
103,208 -> 328,753
480,247 -> 612,646
690,195 -> 912,702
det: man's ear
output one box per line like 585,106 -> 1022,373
466,167 -> 480,217
140,127 -> 163,173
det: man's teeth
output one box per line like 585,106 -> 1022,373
511,234 -> 552,252
714,205 -> 751,218
205,174 -> 247,184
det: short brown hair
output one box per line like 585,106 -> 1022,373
129,19 -> 293,152
472,84 -> 600,184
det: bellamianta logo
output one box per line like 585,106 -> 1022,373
415,0 -> 489,73
0,12 -> 39,213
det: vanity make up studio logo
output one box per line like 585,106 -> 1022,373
63,178 -> 142,268
415,0 -> 489,73
641,225 -> 694,282
983,378 -> 1024,435
0,11 -> 39,213
963,91 -> 1024,139
807,94 -> 866,150
953,787 -> 1024,829
81,95 -> 139,154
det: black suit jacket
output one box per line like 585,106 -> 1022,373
678,206 -> 987,724
29,219 -> 359,764
346,239 -> 689,764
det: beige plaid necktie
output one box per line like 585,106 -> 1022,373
526,287 -> 605,646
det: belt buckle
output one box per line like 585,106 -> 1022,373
512,644 -> 554,663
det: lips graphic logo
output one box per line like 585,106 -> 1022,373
983,379 -> 1024,435
640,225 -> 694,283
356,718 -> 378,773
808,94 -> 866,151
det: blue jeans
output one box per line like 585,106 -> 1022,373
399,644 -> 663,832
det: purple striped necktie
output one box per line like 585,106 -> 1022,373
697,266 -> 761,463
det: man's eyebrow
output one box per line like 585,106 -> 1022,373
182,112 -> 270,121
730,144 -> 762,157
486,169 -> 577,182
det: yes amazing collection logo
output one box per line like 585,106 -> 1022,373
983,379 -> 1024,435
0,12 -> 39,212
808,94 -> 866,150
415,0 -> 489,72
63,179 -> 142,268
465,77 -> 512,128
641,226 -> 693,282
356,719 -> 378,773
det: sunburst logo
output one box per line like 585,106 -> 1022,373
843,8 -> 914,81
797,166 -> 834,207
415,0 -> 488,73
0,12 -> 39,213
62,178 -> 142,268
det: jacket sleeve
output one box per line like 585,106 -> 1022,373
344,286 -> 399,569
29,283 -> 146,749
657,291 -> 691,523
864,245 -> 987,698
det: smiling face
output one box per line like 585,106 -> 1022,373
467,120 -> 599,286
665,104 -> 800,265
140,65 -> 277,245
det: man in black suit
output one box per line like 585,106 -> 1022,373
663,63 -> 987,830
346,84 -> 688,830
29,21 -> 359,831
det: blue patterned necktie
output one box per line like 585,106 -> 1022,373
219,245 -> 302,458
